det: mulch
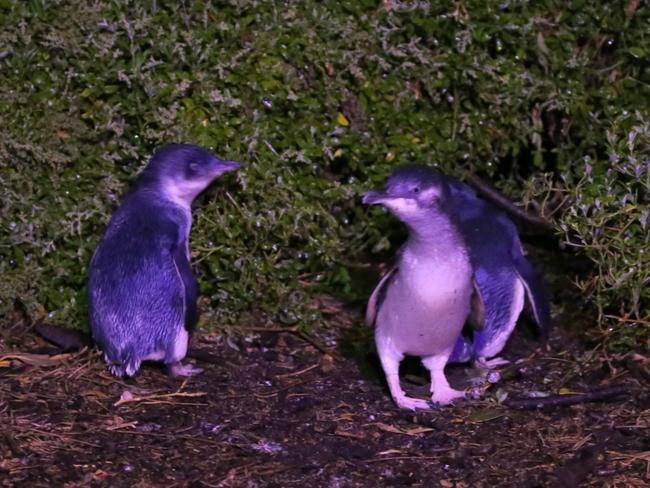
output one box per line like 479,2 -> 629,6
1,311 -> 648,487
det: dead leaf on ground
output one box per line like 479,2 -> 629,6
334,427 -> 366,439
0,352 -> 73,367
373,422 -> 435,435
468,409 -> 506,423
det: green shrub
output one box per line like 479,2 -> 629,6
0,1 -> 647,349
555,112 -> 648,350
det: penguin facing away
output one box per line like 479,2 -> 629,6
88,144 -> 241,377
364,165 -> 550,410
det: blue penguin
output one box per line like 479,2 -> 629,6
364,165 -> 550,409
88,144 -> 241,377
444,175 -> 550,367
364,166 -> 478,409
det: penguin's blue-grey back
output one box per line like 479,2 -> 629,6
444,175 -> 550,361
88,143 -> 240,377
88,192 -> 190,375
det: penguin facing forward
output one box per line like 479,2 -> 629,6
364,165 -> 478,409
364,165 -> 550,410
88,144 -> 241,377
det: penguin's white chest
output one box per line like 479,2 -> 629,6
400,249 -> 471,306
377,248 -> 473,357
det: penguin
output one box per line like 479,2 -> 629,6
364,165 -> 477,409
364,164 -> 549,409
88,144 -> 241,377
445,177 -> 550,367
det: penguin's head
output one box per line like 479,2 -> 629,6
363,165 -> 449,222
140,144 -> 241,205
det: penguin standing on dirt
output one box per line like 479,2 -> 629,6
364,165 -> 549,410
88,144 -> 241,377
364,165 -> 478,409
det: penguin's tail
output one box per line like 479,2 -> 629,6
35,321 -> 90,350
105,349 -> 142,377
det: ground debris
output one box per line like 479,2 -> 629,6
0,320 -> 647,487
504,384 -> 628,409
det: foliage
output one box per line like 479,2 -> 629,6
0,1 -> 648,348
557,112 -> 648,350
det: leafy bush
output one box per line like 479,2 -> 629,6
555,112 -> 648,350
0,1 -> 647,349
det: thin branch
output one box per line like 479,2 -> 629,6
465,174 -> 555,232
113,388 -> 207,406
504,385 -> 628,409
241,325 -> 340,359
603,314 -> 650,325
363,452 -> 454,463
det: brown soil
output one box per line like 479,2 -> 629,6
1,311 -> 648,488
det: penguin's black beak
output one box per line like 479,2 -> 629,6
216,160 -> 242,173
362,190 -> 388,205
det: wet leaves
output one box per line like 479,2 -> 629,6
0,1 -> 647,349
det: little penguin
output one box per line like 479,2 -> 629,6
364,165 -> 550,409
88,144 -> 241,377
444,177 -> 550,367
364,165 -> 478,409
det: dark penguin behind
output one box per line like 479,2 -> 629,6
444,173 -> 551,365
88,144 -> 240,377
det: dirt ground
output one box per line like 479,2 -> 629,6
1,309 -> 648,488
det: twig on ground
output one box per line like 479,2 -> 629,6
277,363 -> 320,378
113,389 -> 207,406
504,385 -> 628,409
108,430 -> 227,446
363,452 -> 454,463
253,378 -> 316,399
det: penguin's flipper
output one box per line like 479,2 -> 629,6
172,239 -> 199,331
511,244 -> 551,331
366,266 -> 397,326
448,334 -> 473,364
471,268 -> 526,360
468,277 -> 485,331
448,279 -> 484,365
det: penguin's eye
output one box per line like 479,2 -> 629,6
412,187 -> 420,194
